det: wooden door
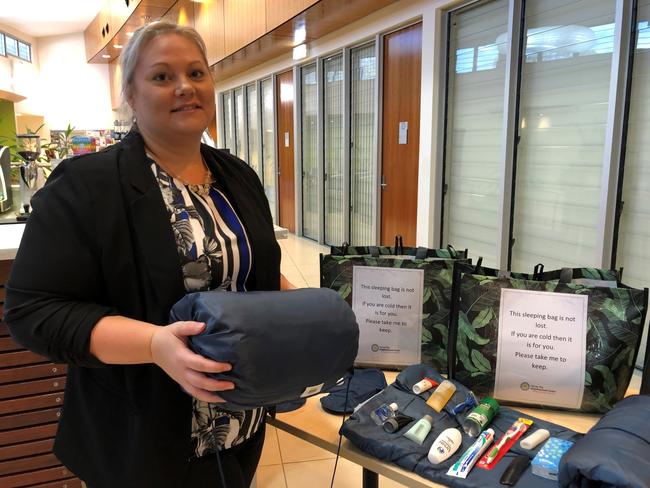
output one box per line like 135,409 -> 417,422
380,23 -> 422,246
276,70 -> 296,233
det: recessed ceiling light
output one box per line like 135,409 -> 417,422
293,44 -> 307,60
126,32 -> 134,38
113,44 -> 123,49
102,54 -> 111,59
294,25 -> 306,45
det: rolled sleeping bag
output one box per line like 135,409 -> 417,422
170,287 -> 360,410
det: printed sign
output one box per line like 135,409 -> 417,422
494,288 -> 588,409
352,266 -> 423,366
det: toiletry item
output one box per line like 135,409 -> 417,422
403,414 -> 434,445
500,455 -> 531,486
447,428 -> 494,479
427,428 -> 463,464
451,392 -> 478,415
383,412 -> 414,433
426,380 -> 456,412
479,418 -> 533,469
531,437 -> 574,481
413,377 -> 439,394
370,402 -> 398,425
520,429 -> 550,450
462,397 -> 500,437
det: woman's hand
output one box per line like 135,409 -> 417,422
150,321 -> 234,403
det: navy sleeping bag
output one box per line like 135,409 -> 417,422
559,394 -> 650,488
170,288 -> 360,410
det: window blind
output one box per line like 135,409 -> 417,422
222,92 -> 234,152
511,0 -> 615,272
618,0 -> 650,368
301,63 -> 319,240
324,54 -> 345,245
350,42 -> 377,245
261,78 -> 277,223
234,87 -> 246,160
246,83 -> 262,180
444,0 -> 509,266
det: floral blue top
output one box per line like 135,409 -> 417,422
150,158 -> 265,456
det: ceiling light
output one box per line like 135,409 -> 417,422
113,44 -> 123,49
294,25 -> 306,45
102,54 -> 111,59
293,43 -> 307,60
126,32 -> 134,38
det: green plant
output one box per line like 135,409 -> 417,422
45,123 -> 75,160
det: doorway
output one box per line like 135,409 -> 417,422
276,70 -> 296,233
380,22 -> 422,246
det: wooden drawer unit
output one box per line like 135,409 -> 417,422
0,259 -> 81,487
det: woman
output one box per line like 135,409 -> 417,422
5,22 -> 283,488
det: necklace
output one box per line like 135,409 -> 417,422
163,159 -> 213,196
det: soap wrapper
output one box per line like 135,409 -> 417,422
531,437 -> 574,481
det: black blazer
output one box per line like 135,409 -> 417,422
5,130 -> 281,488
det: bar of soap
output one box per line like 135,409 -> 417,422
520,429 -> 550,450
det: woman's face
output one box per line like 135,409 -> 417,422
128,33 -> 215,143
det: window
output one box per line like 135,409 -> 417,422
0,33 -> 5,57
234,87 -> 246,160
301,63 -> 319,240
18,41 -> 31,62
442,0 -> 641,272
261,78 -> 277,223
443,0 -> 509,267
350,42 -> 377,245
323,54 -> 345,245
511,0 -> 617,271
617,0 -> 650,367
5,35 -> 18,57
222,92 -> 234,152
246,82 -> 262,179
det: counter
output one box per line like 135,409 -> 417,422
0,223 -> 25,260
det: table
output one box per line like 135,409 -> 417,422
268,371 -> 642,488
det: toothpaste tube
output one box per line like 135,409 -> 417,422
447,428 -> 494,479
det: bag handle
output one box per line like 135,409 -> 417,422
533,263 -> 544,281
640,288 -> 650,395
393,235 -> 404,255
447,244 -> 459,259
559,268 -> 574,283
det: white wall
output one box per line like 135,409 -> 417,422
214,0 -> 456,247
0,24 -> 40,115
37,32 -> 113,130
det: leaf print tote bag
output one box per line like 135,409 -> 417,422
320,238 -> 469,372
447,262 -> 649,413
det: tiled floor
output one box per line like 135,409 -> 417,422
257,233 -> 407,487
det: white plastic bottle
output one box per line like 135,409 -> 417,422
428,428 -> 463,464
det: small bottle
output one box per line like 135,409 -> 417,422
462,397 -> 500,437
426,380 -> 457,412
370,402 -> 398,425
382,412 -> 414,433
412,377 -> 438,394
403,414 -> 434,445
428,428 -> 463,464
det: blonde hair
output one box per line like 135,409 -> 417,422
120,21 -> 210,103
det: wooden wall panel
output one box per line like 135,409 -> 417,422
276,70 -> 296,233
162,0 -> 195,26
265,0 -> 319,31
194,0 -> 225,66
223,0 -> 266,57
